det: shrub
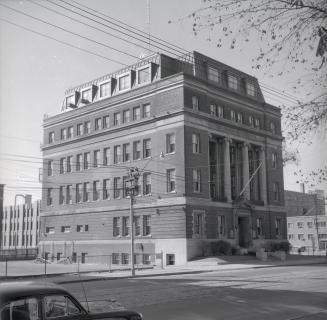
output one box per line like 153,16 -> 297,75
211,240 -> 232,255
262,240 -> 291,253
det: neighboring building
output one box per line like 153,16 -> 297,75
1,200 -> 41,256
40,51 -> 286,265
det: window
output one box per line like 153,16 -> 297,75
46,226 -> 55,234
308,234 -> 314,240
61,226 -> 71,233
112,253 -> 119,264
137,66 -> 150,84
76,154 -> 82,171
103,179 -> 110,200
45,295 -> 81,318
123,109 -> 130,123
95,118 -> 102,131
61,128 -> 67,140
273,182 -> 279,201
143,254 -> 151,265
47,188 -> 53,206
192,133 -> 200,154
275,218 -> 282,237
84,121 -> 91,134
66,94 -> 75,107
123,143 -> 131,162
210,104 -> 217,116
100,81 -> 110,98
122,216 -> 129,236
256,218 -> 264,237
228,75 -> 238,90
192,168 -> 201,193
59,158 -> 66,174
317,222 -> 327,228
114,112 -> 121,126
249,115 -> 254,127
192,96 -> 199,111
143,103 -> 151,118
133,106 -> 141,120
77,225 -> 85,232
194,211 -> 205,236
5,298 -> 40,320
246,82 -> 255,96
114,145 -> 121,163
94,150 -> 100,168
114,177 -> 121,198
208,66 -> 220,83
118,74 -> 130,91
133,141 -> 141,160
113,217 -> 120,236
298,234 -> 305,240
255,118 -> 260,128
77,123 -> 83,136
84,152 -> 90,169
272,152 -> 278,169
67,156 -> 73,173
270,122 -> 276,134
68,126 -> 73,138
143,139 -> 151,158
49,132 -> 54,144
318,234 -> 327,240
297,222 -> 304,228
123,176 -> 130,198
135,216 -> 141,236
83,182 -> 90,202
66,185 -> 72,204
121,253 -> 129,265
103,148 -> 110,166
288,234 -> 294,240
237,112 -> 243,124
217,215 -> 226,238
167,169 -> 176,192
81,88 -> 91,103
307,221 -> 313,228
230,110 -> 236,122
143,215 -> 151,236
166,133 -> 176,153
93,180 -> 100,201
143,173 -> 151,195
76,184 -> 82,203
48,160 -> 53,176
288,223 -> 294,228
218,105 -> 224,118
103,115 -> 110,128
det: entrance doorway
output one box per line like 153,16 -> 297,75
238,216 -> 251,247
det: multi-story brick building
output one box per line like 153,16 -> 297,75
40,51 -> 286,265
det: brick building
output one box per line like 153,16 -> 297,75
40,51 -> 286,265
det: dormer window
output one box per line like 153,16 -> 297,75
118,73 -> 130,91
137,66 -> 150,85
228,75 -> 238,90
66,95 -> 75,108
81,89 -> 92,104
100,81 -> 110,98
246,82 -> 255,96
208,66 -> 220,84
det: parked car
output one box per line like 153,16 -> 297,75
0,281 -> 143,320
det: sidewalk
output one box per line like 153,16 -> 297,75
1,254 -> 325,284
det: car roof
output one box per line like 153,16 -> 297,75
0,281 -> 73,307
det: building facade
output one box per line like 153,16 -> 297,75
40,51 -> 286,265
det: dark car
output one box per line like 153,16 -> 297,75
0,281 -> 142,320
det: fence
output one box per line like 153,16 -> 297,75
0,248 -> 38,261
0,253 -> 164,278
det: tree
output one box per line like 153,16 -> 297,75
178,0 -> 327,185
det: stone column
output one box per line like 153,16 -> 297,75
242,143 -> 250,199
223,138 -> 232,202
259,146 -> 267,205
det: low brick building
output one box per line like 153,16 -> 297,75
40,51 -> 286,265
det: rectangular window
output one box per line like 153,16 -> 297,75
94,150 -> 100,168
192,133 -> 200,154
167,169 -> 176,192
275,218 -> 282,237
84,121 -> 91,134
103,147 -> 110,166
143,139 -> 151,158
113,217 -> 120,236
288,234 -> 294,240
317,222 -> 327,228
246,82 -> 255,96
228,75 -> 238,90
273,182 -> 280,201
46,226 -> 55,234
123,109 -> 130,123
143,254 -> 151,265
61,128 -> 67,140
121,253 -> 129,265
49,132 -> 54,144
76,183 -> 82,203
103,115 -> 110,128
77,123 -> 83,136
47,160 -> 53,176
114,145 -> 121,163
166,133 -> 176,153
270,122 -> 276,134
237,112 -> 243,124
93,180 -> 100,201
288,223 -> 294,228
76,154 -> 82,171
114,112 -> 121,126
112,253 -> 119,264
128,142 -> 138,162
103,178 -> 110,200
118,74 -> 130,91
143,103 -> 151,118
95,118 -> 102,131
81,89 -> 92,103
100,81 -> 110,98
59,158 -> 66,174
217,215 -> 226,238
123,143 -> 131,162
249,115 -> 254,127
123,176 -> 130,198
133,106 -> 141,120
192,96 -> 199,111
84,152 -> 90,170
256,218 -> 264,237
47,188 -> 53,206
208,66 -> 220,83
194,212 -> 205,236
83,182 -> 90,202
66,156 -> 73,173
308,234 -> 314,240
192,168 -> 201,193
68,126 -> 73,138
307,222 -> 313,228
143,215 -> 151,236
143,173 -> 151,195
255,118 -> 260,128
297,222 -> 304,228
272,152 -> 278,169
298,234 -> 305,240
218,105 -> 224,118
230,110 -> 236,122
77,225 -> 84,232
137,66 -> 150,85
122,216 -> 130,236
135,216 -> 141,236
210,104 -> 217,116
114,177 -> 121,199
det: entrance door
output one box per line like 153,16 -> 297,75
238,216 -> 251,247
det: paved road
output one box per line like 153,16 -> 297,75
64,265 -> 327,320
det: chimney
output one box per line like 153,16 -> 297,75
0,184 -> 5,250
300,183 -> 305,194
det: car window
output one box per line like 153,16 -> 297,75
1,297 -> 40,320
44,295 -> 82,319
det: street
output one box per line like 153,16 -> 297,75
64,264 -> 327,320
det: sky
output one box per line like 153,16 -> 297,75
0,0 -> 326,206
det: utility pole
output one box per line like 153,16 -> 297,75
127,167 -> 140,277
